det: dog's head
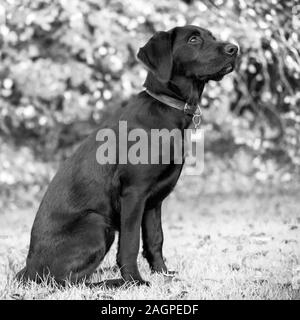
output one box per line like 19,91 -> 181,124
137,25 -> 238,83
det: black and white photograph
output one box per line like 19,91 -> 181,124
0,0 -> 300,302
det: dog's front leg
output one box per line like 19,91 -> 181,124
142,203 -> 167,273
117,190 -> 149,286
142,203 -> 177,275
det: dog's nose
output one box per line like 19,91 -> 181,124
224,43 -> 238,56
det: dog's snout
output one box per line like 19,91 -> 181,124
224,43 -> 238,56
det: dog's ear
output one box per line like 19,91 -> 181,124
137,31 -> 173,83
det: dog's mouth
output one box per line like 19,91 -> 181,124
205,62 -> 235,81
196,62 -> 235,82
219,63 -> 234,75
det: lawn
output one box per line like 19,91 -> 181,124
0,193 -> 299,300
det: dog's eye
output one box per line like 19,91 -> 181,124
188,35 -> 201,44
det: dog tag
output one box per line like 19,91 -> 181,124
184,128 -> 204,175
190,129 -> 203,142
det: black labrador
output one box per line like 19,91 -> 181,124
16,25 -> 238,288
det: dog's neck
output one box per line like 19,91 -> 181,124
143,72 -> 205,106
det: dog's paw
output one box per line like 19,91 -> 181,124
163,270 -> 177,276
127,279 -> 151,287
151,267 -> 178,276
89,278 -> 125,289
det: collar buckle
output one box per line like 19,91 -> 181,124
184,102 -> 190,114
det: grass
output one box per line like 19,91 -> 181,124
0,193 -> 300,300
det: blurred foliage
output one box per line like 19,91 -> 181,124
0,0 -> 300,207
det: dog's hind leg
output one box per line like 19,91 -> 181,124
53,224 -> 116,284
16,212 -> 116,285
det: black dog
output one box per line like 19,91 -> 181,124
16,25 -> 238,288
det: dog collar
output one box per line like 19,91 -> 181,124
145,89 -> 203,129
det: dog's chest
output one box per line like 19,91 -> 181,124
147,164 -> 183,207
